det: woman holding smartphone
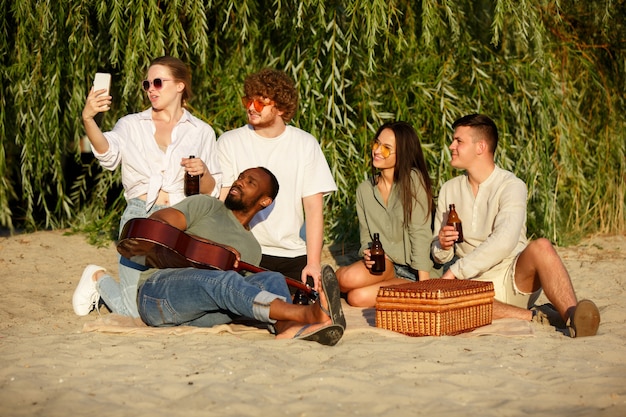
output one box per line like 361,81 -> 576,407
73,56 -> 221,318
336,121 -> 436,307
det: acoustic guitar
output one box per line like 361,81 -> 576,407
117,218 -> 318,301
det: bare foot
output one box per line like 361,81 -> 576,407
271,277 -> 336,341
310,283 -> 333,324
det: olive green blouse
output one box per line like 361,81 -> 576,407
355,169 -> 434,273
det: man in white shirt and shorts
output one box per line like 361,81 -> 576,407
431,114 -> 600,338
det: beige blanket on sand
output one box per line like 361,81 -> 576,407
82,300 -> 534,338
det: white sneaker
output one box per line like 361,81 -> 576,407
72,265 -> 105,316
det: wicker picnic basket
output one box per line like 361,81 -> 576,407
375,279 -> 495,336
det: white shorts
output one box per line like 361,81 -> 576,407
473,253 -> 541,309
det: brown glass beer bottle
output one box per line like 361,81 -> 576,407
370,233 -> 386,274
446,204 -> 464,243
184,155 -> 200,196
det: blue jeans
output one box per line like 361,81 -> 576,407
137,268 -> 290,328
97,198 -> 168,318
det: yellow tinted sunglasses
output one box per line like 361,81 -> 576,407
372,142 -> 395,158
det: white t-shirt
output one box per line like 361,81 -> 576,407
217,125 -> 337,257
94,108 -> 221,210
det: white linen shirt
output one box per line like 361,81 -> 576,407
431,166 -> 528,280
94,108 -> 221,210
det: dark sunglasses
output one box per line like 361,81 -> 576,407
241,96 -> 275,112
142,78 -> 172,91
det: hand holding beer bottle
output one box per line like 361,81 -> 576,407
446,204 -> 464,243
369,233 -> 386,274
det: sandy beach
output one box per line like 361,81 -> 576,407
0,230 -> 625,416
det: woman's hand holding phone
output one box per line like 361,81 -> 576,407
81,73 -> 113,153
82,73 -> 112,121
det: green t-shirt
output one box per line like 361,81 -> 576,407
138,195 -> 262,287
175,194 -> 262,266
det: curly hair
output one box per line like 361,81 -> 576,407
244,69 -> 298,122
150,56 -> 192,107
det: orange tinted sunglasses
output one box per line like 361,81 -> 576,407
241,96 -> 275,112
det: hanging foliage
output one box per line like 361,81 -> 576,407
1,0 -> 624,246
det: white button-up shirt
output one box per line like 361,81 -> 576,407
94,108 -> 221,210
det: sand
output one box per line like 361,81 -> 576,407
0,230 -> 625,417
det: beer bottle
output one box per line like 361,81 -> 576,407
184,155 -> 200,196
292,290 -> 309,305
370,233 -> 386,274
446,204 -> 464,243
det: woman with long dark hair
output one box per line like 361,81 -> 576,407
336,121 -> 435,307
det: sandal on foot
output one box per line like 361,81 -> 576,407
320,265 -> 346,329
293,323 -> 344,346
567,299 -> 600,338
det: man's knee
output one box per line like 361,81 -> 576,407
526,238 -> 557,258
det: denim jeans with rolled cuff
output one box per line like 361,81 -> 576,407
137,268 -> 290,329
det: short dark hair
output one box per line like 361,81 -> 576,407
244,69 -> 298,122
257,166 -> 279,201
452,114 -> 499,153
150,56 -> 192,106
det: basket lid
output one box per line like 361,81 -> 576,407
377,279 -> 494,300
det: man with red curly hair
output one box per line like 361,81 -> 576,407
217,69 -> 337,293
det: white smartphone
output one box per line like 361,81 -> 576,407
92,72 -> 111,96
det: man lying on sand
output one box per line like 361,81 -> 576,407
76,167 -> 346,346
432,114 -> 600,338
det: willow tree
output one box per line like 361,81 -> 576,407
1,0 -> 624,245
